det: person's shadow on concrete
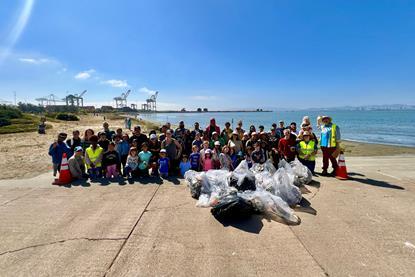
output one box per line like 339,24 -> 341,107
166,176 -> 181,185
350,176 -> 404,190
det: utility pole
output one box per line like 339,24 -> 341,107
13,91 -> 16,106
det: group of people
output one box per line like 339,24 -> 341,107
48,115 -> 341,181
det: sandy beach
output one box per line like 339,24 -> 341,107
0,113 -> 414,180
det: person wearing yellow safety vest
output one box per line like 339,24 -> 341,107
85,135 -> 104,179
296,131 -> 318,174
319,115 -> 341,176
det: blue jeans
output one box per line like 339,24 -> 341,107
88,167 -> 102,179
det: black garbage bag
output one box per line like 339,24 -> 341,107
229,174 -> 256,192
190,184 -> 201,199
211,194 -> 257,220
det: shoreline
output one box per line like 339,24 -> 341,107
1,114 -> 414,181
139,110 -> 273,114
136,116 -> 415,149
343,138 -> 415,149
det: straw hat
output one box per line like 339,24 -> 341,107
322,115 -> 332,122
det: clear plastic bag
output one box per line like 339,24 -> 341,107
184,170 -> 203,199
290,159 -> 313,186
231,161 -> 257,191
239,189 -> 300,224
272,168 -> 302,206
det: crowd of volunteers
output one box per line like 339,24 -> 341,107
48,115 -> 340,181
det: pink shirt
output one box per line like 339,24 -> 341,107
203,158 -> 214,171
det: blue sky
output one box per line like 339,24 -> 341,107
0,0 -> 414,110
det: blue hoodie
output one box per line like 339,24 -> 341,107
117,140 -> 130,156
48,141 -> 72,165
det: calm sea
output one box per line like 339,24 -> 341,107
140,110 -> 415,147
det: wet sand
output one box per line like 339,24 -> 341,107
342,140 -> 415,156
0,114 -> 414,180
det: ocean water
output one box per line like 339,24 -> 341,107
140,110 -> 415,147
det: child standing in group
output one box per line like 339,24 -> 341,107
98,132 -> 109,152
245,146 -> 254,168
125,147 -> 139,178
148,134 -> 161,176
192,132 -> 203,150
202,149 -> 214,171
138,143 -> 152,177
158,149 -> 170,178
48,132 -> 72,177
103,142 -> 120,178
252,142 -> 266,164
117,134 -> 130,176
189,145 -> 201,171
179,155 -> 191,177
219,145 -> 233,171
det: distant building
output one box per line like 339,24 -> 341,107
101,106 -> 114,112
81,106 -> 96,112
181,108 -> 186,112
203,108 -> 208,112
45,105 -> 78,113
197,108 -> 202,112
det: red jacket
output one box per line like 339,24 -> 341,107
205,125 -> 220,140
278,137 -> 296,160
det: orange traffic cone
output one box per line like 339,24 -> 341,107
52,153 -> 72,185
335,152 -> 348,180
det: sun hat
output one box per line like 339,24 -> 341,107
150,134 -> 157,140
74,146 -> 83,152
322,115 -> 332,121
160,149 -> 167,153
214,141 -> 221,146
206,149 -> 212,154
303,131 -> 311,137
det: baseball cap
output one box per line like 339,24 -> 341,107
160,149 -> 167,153
74,146 -> 83,152
150,134 -> 157,140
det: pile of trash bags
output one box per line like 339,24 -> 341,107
184,159 -> 313,225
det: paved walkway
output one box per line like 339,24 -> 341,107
0,155 -> 414,276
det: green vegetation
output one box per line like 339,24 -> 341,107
0,105 -> 52,134
0,105 -> 22,127
0,113 -> 51,134
17,102 -> 46,114
55,113 -> 80,121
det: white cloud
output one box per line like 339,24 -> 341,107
19,57 -> 51,64
101,79 -> 129,88
190,95 -> 217,101
74,69 -> 95,80
139,87 -> 157,95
